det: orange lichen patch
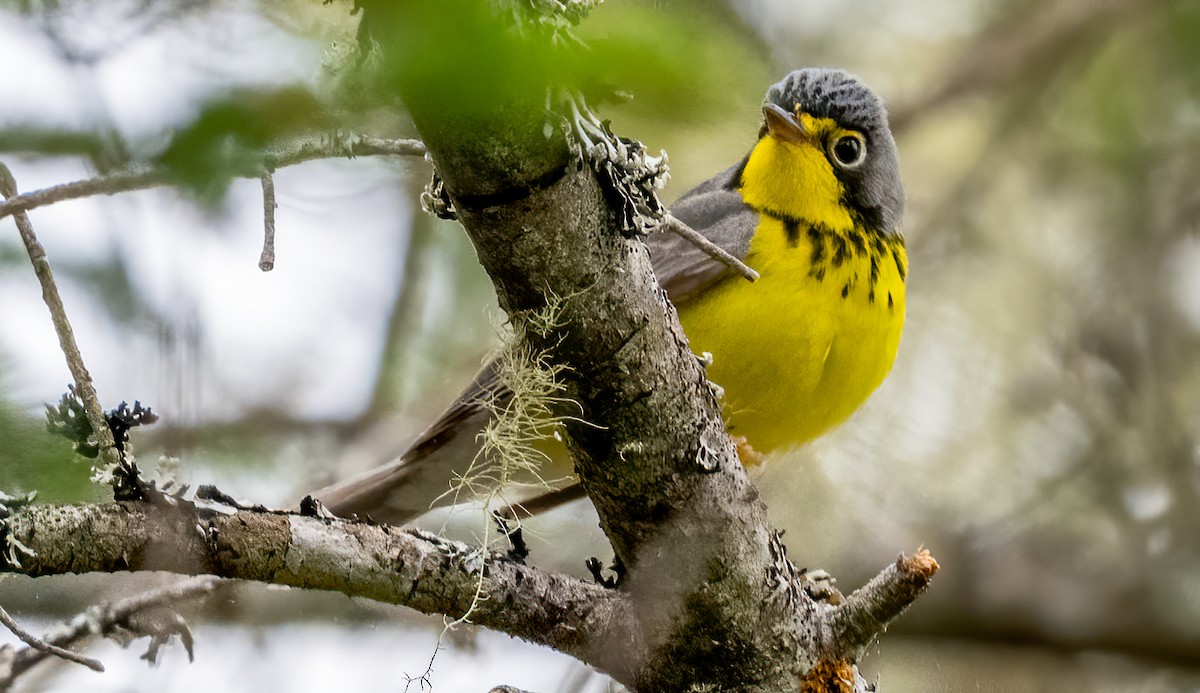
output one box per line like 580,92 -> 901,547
900,548 -> 940,584
799,658 -> 856,693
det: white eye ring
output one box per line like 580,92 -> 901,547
828,132 -> 867,169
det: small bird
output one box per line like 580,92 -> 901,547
314,68 -> 906,524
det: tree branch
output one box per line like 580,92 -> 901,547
0,501 -> 641,682
824,550 -> 940,658
419,119 -> 816,691
0,603 -> 105,675
2,576 -> 223,686
662,213 -> 759,282
0,164 -> 121,473
258,169 -> 277,271
0,133 -> 425,221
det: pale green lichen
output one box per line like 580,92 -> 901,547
409,299 -> 584,687
438,297 -> 577,516
434,296 -> 584,644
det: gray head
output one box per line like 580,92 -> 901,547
763,68 -> 904,234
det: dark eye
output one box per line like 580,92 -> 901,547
829,133 -> 867,168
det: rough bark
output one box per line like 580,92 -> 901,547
1,501 -> 641,681
0,496 -> 935,690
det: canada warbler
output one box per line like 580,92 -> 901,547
316,68 -> 905,523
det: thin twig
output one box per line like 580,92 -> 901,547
259,170 -> 276,272
0,134 -> 426,221
0,603 -> 104,673
824,549 -> 939,658
662,213 -> 759,282
0,164 -> 120,471
264,133 -> 426,169
0,168 -> 166,221
7,576 -> 224,680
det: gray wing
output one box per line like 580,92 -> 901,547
647,159 -> 758,304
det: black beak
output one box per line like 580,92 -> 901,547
763,103 -> 817,146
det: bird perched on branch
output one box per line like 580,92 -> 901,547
313,68 -> 906,524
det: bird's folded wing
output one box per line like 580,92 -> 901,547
647,160 -> 758,304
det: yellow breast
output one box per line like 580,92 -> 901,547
677,216 -> 907,453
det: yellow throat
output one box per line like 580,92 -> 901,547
677,117 -> 907,453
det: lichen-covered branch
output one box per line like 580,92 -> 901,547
384,10 -> 820,690
0,502 -> 640,681
258,170 -> 277,272
416,121 -> 817,691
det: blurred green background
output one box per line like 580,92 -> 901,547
2,0 -> 1200,690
